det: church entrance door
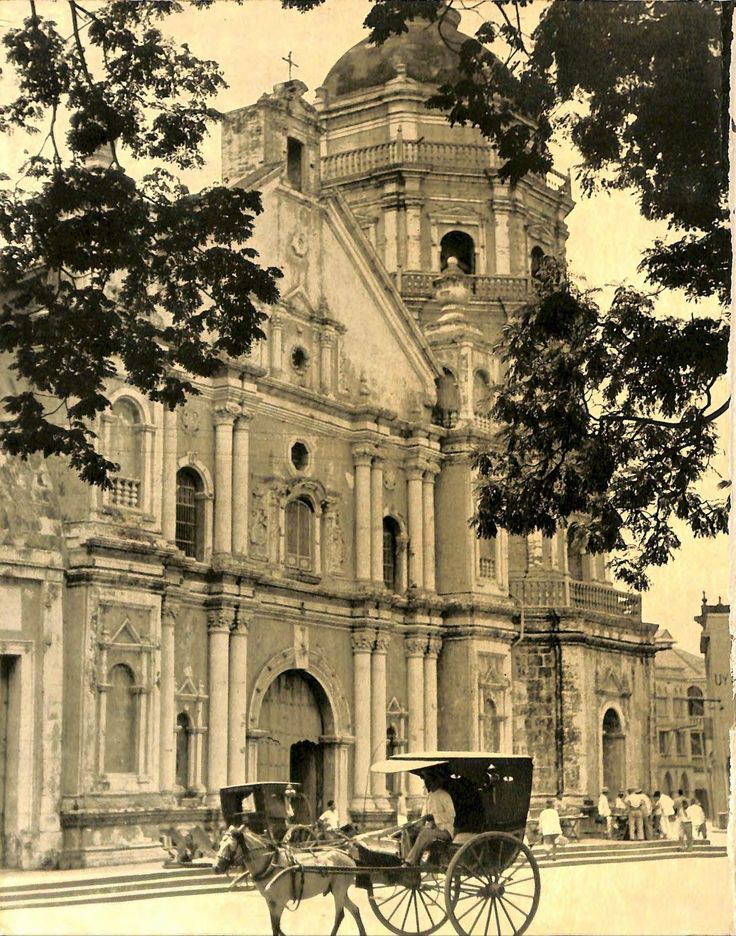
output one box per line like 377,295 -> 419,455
259,670 -> 326,822
602,708 -> 625,794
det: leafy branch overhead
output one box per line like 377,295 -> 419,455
0,1 -> 281,484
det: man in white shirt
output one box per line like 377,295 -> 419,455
598,787 -> 613,838
404,772 -> 455,864
686,798 -> 707,840
657,790 -> 677,840
318,800 -> 339,831
625,787 -> 644,840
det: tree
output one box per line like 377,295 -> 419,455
0,0 -> 281,485
286,0 -> 731,587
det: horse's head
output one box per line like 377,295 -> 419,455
213,825 -> 247,873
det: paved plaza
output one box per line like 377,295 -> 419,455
1,849 -> 732,936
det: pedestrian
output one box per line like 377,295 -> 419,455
538,798 -> 563,861
639,789 -> 653,840
625,787 -> 644,841
687,798 -> 707,841
651,791 -> 664,838
658,790 -> 677,840
598,787 -> 613,838
675,791 -> 693,851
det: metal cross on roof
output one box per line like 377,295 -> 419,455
282,51 -> 299,80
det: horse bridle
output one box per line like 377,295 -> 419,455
228,828 -> 278,881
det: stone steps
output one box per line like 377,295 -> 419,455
0,843 -> 727,911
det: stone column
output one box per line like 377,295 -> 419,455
214,404 -> 238,555
370,455 -> 384,584
353,446 -> 373,582
527,531 -> 545,569
227,614 -> 249,785
232,411 -> 251,556
422,464 -> 439,592
351,629 -> 374,812
405,635 -> 426,796
424,638 -> 441,753
406,462 -> 424,589
207,608 -> 232,799
269,314 -> 284,377
319,331 -> 335,395
494,192 -> 512,275
159,604 -> 177,792
371,631 -> 390,803
161,406 -> 178,543
406,202 -> 422,270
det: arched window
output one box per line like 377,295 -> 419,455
530,245 -> 546,278
434,367 -> 460,428
482,697 -> 501,751
105,664 -> 137,773
176,712 -> 192,790
383,517 -> 400,591
472,370 -> 491,415
567,543 -> 584,580
176,468 -> 205,560
386,724 -> 399,793
109,398 -> 143,508
440,231 -> 475,274
687,685 -> 705,717
681,772 -> 690,796
663,771 -> 673,795
285,496 -> 314,570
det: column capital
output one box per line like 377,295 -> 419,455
319,330 -> 336,347
405,634 -> 428,658
161,604 -> 177,630
425,636 -> 442,658
207,607 -> 234,634
351,628 -> 375,653
235,409 -> 253,428
213,401 -> 241,427
352,443 -> 375,467
230,615 -> 250,637
374,631 -> 391,655
405,460 -> 426,482
270,312 -> 284,328
423,461 -> 441,479
371,451 -> 385,467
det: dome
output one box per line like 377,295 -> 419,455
322,9 -> 487,100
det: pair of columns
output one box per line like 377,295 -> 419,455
205,607 -> 249,797
352,446 -> 438,591
161,402 -> 252,557
351,628 -> 440,810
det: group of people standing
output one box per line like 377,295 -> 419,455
597,787 -> 707,850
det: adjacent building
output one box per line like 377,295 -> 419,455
696,598 -> 733,828
653,629 -> 711,810
0,9 -> 660,869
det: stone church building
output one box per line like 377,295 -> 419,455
0,10 -> 659,868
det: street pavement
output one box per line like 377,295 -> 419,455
1,852 -> 732,936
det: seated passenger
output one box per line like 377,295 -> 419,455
403,771 -> 456,864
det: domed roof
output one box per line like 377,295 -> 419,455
322,9 -> 485,100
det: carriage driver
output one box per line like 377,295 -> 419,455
403,770 -> 456,864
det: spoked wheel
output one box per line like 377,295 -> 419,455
368,869 -> 447,935
444,832 -> 540,936
281,824 -> 318,847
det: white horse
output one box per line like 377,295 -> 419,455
213,825 -> 366,936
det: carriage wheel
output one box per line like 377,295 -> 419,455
281,824 -> 318,847
368,869 -> 447,936
444,832 -> 540,936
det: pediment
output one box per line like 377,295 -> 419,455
595,666 -> 631,698
109,616 -> 142,646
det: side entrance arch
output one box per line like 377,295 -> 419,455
601,706 -> 626,794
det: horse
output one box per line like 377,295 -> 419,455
213,825 -> 366,936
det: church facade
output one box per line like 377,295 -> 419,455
0,10 -> 659,869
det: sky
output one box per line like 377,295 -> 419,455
0,0 -> 730,653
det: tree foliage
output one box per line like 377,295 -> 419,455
0,1 -> 281,484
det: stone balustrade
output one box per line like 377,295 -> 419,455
321,140 -> 498,180
108,475 -> 141,508
508,576 -> 642,620
398,270 -> 531,302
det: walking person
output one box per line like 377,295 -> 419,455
639,789 -> 653,840
687,798 -> 707,841
675,791 -> 693,851
625,787 -> 645,841
651,792 -> 664,838
598,787 -> 613,839
658,790 -> 677,840
538,798 -> 563,861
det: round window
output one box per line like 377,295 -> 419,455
290,442 -> 309,472
291,346 -> 309,372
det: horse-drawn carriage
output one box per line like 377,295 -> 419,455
215,751 -> 541,936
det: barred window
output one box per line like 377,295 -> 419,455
176,468 -> 204,559
687,686 -> 705,717
286,496 -> 313,570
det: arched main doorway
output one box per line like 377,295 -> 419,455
259,670 -> 328,821
601,708 -> 625,794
